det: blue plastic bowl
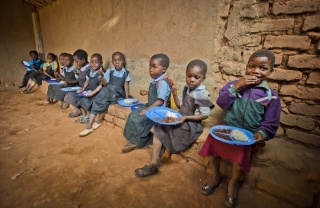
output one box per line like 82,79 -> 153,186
131,103 -> 144,111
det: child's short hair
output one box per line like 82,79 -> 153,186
187,59 -> 207,76
91,53 -> 103,62
151,54 -> 170,68
59,52 -> 69,57
29,51 -> 38,56
73,49 -> 88,62
249,49 -> 275,71
47,53 -> 57,60
65,53 -> 73,61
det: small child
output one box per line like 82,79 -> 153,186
198,49 -> 281,208
64,49 -> 90,117
18,50 -> 44,88
76,53 -> 104,124
54,53 -> 78,109
43,53 -> 59,80
122,54 -> 171,153
134,59 -> 214,177
79,51 -> 130,136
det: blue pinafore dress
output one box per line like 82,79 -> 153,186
91,69 -> 129,115
76,70 -> 101,111
55,66 -> 77,101
123,77 -> 170,147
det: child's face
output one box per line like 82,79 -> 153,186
90,56 -> 102,70
73,56 -> 86,68
149,58 -> 166,79
112,54 -> 125,70
59,55 -> 65,66
30,53 -> 38,60
47,55 -> 53,63
245,56 -> 272,85
64,57 -> 73,67
186,66 -> 205,91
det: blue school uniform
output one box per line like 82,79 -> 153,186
123,73 -> 170,147
91,67 -> 130,114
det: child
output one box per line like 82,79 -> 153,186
76,53 -> 104,124
135,59 -> 214,177
54,53 -> 78,109
122,54 -> 171,153
18,51 -> 44,88
198,49 -> 281,208
79,52 -> 130,136
43,53 -> 59,80
64,49 -> 90,117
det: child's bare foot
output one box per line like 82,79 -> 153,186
61,102 -> 69,109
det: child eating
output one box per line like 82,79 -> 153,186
199,49 -> 281,208
135,59 -> 214,177
122,54 -> 171,153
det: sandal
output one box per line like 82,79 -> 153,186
121,143 -> 137,154
201,179 -> 221,196
135,165 -> 158,178
225,194 -> 238,208
78,116 -> 89,124
79,128 -> 94,137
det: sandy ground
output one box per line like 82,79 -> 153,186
0,87 -> 293,208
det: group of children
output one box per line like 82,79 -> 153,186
18,49 -> 281,208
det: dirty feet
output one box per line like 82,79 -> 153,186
135,165 -> 158,178
121,142 -> 137,154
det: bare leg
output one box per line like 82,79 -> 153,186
87,113 -> 96,129
149,136 -> 163,166
209,156 -> 221,186
227,162 -> 243,198
80,108 -> 87,116
96,111 -> 107,124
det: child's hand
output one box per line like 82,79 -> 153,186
140,90 -> 148,96
98,67 -> 104,76
63,81 -> 68,86
253,132 -> 263,143
73,68 -> 78,74
86,92 -> 94,97
139,108 -> 147,115
76,89 -> 84,93
177,116 -> 187,124
234,75 -> 258,89
54,71 -> 59,76
169,79 -> 178,96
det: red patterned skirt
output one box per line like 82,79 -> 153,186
198,134 -> 265,172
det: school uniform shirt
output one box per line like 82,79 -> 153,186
43,61 -> 58,71
103,67 -> 131,82
86,69 -> 102,81
178,85 -> 212,116
28,58 -> 44,71
61,65 -> 75,76
75,63 -> 90,79
152,73 -> 170,107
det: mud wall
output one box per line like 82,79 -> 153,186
0,0 -> 36,85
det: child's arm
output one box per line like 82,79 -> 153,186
169,79 -> 181,108
124,81 -> 130,99
55,71 -> 65,81
86,83 -> 102,97
139,99 -> 164,115
254,94 -> 281,142
178,114 -> 207,124
43,70 -> 55,79
76,79 -> 89,93
100,68 -> 109,86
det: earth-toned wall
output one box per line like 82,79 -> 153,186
0,0 -> 36,85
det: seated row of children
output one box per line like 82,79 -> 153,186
18,49 -> 281,208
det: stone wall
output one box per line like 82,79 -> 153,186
0,0 -> 36,85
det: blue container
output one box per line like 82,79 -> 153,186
131,103 -> 144,111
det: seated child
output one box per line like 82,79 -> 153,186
18,50 -> 44,88
198,49 -> 281,208
54,53 -> 78,109
22,52 -> 58,94
76,53 -> 104,124
79,51 -> 130,136
134,59 -> 214,177
122,54 -> 171,153
64,49 -> 90,117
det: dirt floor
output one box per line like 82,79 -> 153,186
0,87 -> 294,208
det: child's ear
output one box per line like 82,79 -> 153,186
202,75 -> 206,81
